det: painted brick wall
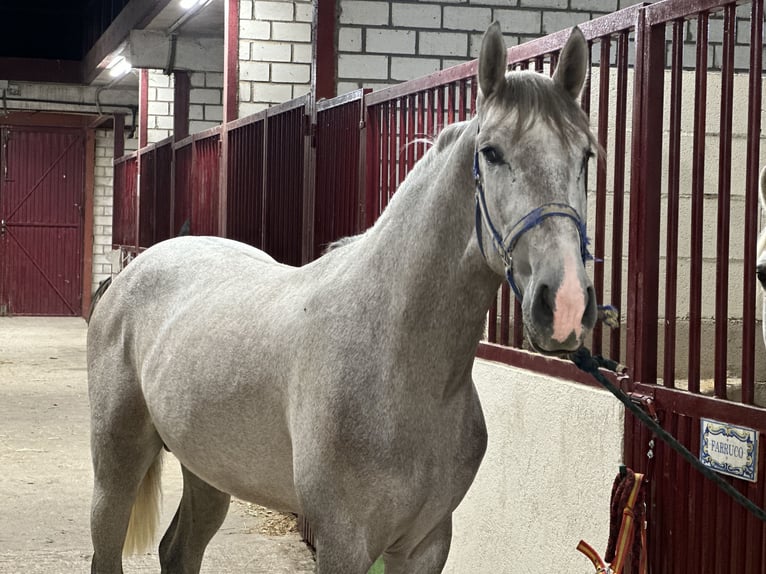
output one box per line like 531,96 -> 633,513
336,0 -> 759,93
336,0 -> 613,92
146,70 -> 223,143
190,71 -> 224,133
92,129 -> 115,291
238,0 -> 313,116
147,71 -> 174,144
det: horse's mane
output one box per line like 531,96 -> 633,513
495,71 -> 599,153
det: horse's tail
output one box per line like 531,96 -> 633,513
87,276 -> 113,324
123,451 -> 164,556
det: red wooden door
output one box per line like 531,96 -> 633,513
0,126 -> 85,316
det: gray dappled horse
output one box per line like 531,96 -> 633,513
87,23 -> 598,574
757,167 -> 766,348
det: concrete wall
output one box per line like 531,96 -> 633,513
444,359 -> 625,573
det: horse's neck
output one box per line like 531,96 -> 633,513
363,119 -> 502,361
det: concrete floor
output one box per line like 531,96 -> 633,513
0,317 -> 315,573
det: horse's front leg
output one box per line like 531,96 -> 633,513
312,521 -> 377,574
382,516 -> 453,574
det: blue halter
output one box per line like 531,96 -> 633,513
473,150 -> 593,302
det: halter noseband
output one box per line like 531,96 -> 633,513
473,149 -> 592,302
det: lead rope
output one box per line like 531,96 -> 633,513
570,347 -> 766,524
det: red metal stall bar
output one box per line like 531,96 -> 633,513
224,109 -> 267,250
172,126 -> 222,239
172,136 -> 193,238
137,143 -> 156,249
137,137 -> 174,250
153,137 -> 174,244
192,127 -> 222,238
313,89 -> 369,259
624,1 -> 766,572
261,95 -> 311,267
111,151 -> 138,255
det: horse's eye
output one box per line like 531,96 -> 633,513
481,146 -> 502,165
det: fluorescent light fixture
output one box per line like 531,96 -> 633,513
108,56 -> 132,78
179,0 -> 204,9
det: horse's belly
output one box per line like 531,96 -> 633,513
144,374 -> 301,513
168,431 -> 301,513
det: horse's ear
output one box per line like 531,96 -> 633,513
478,22 -> 507,101
759,166 -> 766,211
553,27 -> 588,100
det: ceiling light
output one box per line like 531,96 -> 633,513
179,0 -> 204,9
109,56 -> 132,78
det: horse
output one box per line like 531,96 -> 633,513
87,22 -> 598,573
757,167 -> 766,348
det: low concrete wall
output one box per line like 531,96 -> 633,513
445,359 -> 625,573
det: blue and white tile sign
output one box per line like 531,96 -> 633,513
699,418 -> 758,482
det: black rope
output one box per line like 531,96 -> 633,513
570,347 -> 766,524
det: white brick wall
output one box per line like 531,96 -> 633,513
146,70 -> 223,140
147,70 -> 174,143
190,71 -> 224,134
335,0 -> 758,93
238,0 -> 313,115
92,129 -> 115,291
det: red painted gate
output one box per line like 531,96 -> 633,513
0,126 -> 85,316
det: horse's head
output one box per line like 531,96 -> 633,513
756,167 -> 766,349
474,22 -> 597,355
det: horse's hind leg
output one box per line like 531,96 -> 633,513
158,465 -> 231,573
90,400 -> 164,573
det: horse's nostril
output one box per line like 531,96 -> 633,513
536,284 -> 554,316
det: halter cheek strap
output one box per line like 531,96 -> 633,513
473,150 -> 593,302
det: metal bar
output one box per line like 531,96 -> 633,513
513,298 -> 523,348
488,295 -> 498,343
417,91 -> 425,163
744,446 -> 765,571
500,282 -> 510,346
388,101 -> 397,206
313,0 -> 337,100
741,0 -> 763,405
406,94 -> 415,173
687,12 -> 709,395
663,20 -> 684,390
609,30 -> 628,361
357,89 -> 370,234
477,342 -> 627,388
378,103 -> 388,222
301,99 -> 315,264
223,0 -> 239,123
671,415 -> 690,574
113,114 -> 125,159
688,419 -> 704,574
592,37 -> 610,356
626,16 -> 665,384
138,69 -> 148,149
713,5 -> 735,400
173,71 -> 190,140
